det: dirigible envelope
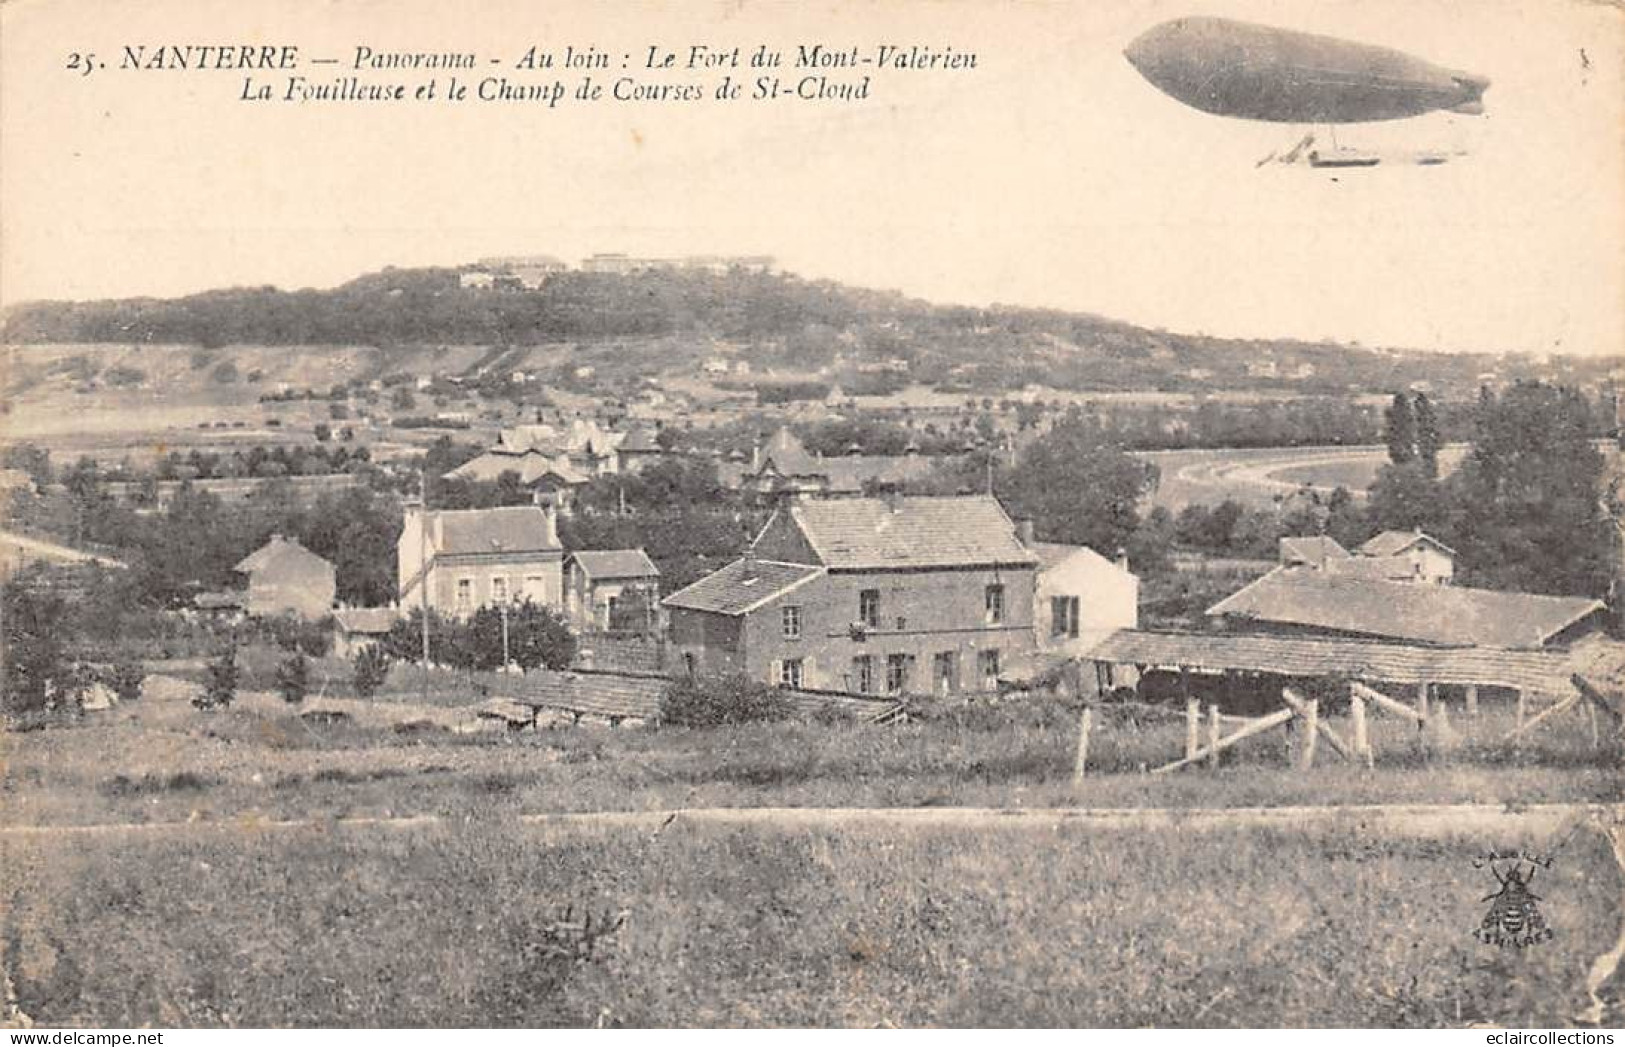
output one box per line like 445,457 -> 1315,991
1125,17 -> 1490,123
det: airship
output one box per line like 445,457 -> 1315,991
1124,17 -> 1489,166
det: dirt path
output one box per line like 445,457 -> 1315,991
0,528 -> 126,569
3,801 -> 1618,840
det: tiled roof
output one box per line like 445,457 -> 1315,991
756,427 -> 821,477
234,535 -> 332,576
568,548 -> 660,580
1360,529 -> 1456,558
503,668 -> 670,721
618,428 -> 663,453
1207,568 -> 1605,649
433,506 -> 560,556
785,495 -> 1038,570
332,607 -> 399,634
447,450 -> 588,486
1320,556 -> 1421,582
1029,541 -> 1123,575
662,559 -> 824,616
1279,535 -> 1349,565
1088,629 -> 1577,695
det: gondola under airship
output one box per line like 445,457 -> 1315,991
1123,17 -> 1490,168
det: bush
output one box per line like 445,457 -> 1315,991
102,658 -> 145,703
275,653 -> 310,705
195,648 -> 239,710
352,645 -> 391,699
659,673 -> 794,728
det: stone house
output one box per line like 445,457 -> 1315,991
663,494 -> 1038,695
564,549 -> 661,632
233,535 -> 336,619
397,504 -> 564,618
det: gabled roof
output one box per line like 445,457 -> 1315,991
1030,541 -> 1129,576
756,427 -> 820,476
446,449 -> 589,486
1207,567 -> 1605,649
332,607 -> 399,634
568,548 -> 660,580
432,506 -> 560,557
1279,535 -> 1349,565
618,428 -> 663,453
1360,529 -> 1456,558
234,535 -> 333,577
780,495 -> 1038,571
663,559 -> 824,616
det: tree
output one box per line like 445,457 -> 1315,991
103,658 -> 146,704
1413,392 -> 1441,477
275,652 -> 310,704
195,647 -> 239,710
352,645 -> 391,698
988,411 -> 1158,554
1,581 -> 78,714
1384,392 -> 1416,465
464,601 -> 576,672
1368,461 -> 1444,534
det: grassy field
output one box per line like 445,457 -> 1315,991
3,675 -> 1618,829
3,815 -> 1619,1027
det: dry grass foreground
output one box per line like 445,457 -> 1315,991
1,813 -> 1620,1027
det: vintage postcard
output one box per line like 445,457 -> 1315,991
1,0 -> 1622,1031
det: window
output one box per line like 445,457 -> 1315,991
985,584 -> 1005,625
491,577 -> 508,604
779,658 -> 804,688
932,651 -> 957,694
781,605 -> 802,639
1051,595 -> 1080,639
852,655 -> 874,694
859,589 -> 881,629
525,575 -> 546,600
978,648 -> 1001,688
886,653 -> 910,694
456,577 -> 473,610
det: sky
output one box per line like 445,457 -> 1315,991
2,0 -> 1621,356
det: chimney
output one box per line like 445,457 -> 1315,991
1015,517 -> 1035,547
539,501 -> 559,546
742,544 -> 759,580
1116,547 -> 1130,572
883,485 -> 904,514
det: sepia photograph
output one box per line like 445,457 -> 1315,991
1,0 -> 1622,1031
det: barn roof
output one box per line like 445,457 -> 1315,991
1279,535 -> 1349,565
1089,629 -> 1577,694
784,495 -> 1037,570
663,559 -> 824,616
1206,568 -> 1605,649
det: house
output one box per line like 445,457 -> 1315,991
444,448 -> 590,511
1357,529 -> 1455,584
398,503 -> 564,618
459,271 -> 497,290
1278,535 -> 1349,568
233,535 -> 336,619
564,549 -> 661,632
730,427 -> 937,502
1028,533 -> 1139,656
1206,568 -> 1607,649
614,428 -> 666,474
664,494 -> 1038,695
332,606 -> 399,659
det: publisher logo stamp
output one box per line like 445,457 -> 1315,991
1473,850 -> 1555,949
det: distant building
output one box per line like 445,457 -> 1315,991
332,606 -> 399,659
398,504 -> 564,618
459,271 -> 497,290
564,549 -> 661,632
614,428 -> 666,474
233,535 -> 336,619
1357,529 -> 1455,584
665,494 -> 1038,694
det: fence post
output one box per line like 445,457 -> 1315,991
1351,690 -> 1372,768
1298,698 -> 1319,771
1073,704 -> 1093,784
1416,681 -> 1430,727
1207,703 -> 1221,770
1185,699 -> 1200,761
1465,684 -> 1478,718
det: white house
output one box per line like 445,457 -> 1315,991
1028,536 -> 1139,656
1357,529 -> 1455,584
398,503 -> 564,618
